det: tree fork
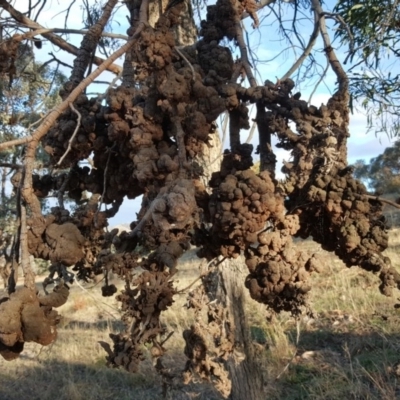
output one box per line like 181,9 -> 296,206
16,1 -> 150,290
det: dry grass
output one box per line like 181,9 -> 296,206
1,232 -> 400,399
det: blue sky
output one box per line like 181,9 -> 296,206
13,0 -> 396,225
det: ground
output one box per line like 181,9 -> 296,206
0,231 -> 400,400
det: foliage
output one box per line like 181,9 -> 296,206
0,44 -> 66,132
334,0 -> 400,137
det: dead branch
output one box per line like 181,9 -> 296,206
221,111 -> 229,150
129,188 -> 172,239
43,28 -> 128,40
362,194 -> 400,210
256,102 -> 276,173
230,61 -> 244,83
13,28 -> 54,41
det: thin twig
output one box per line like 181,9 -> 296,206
308,60 -> 329,104
96,72 -> 122,102
160,331 -> 175,347
46,52 -> 74,70
56,102 -> 82,166
73,276 -> 120,318
280,7 -> 320,81
28,110 -> 51,131
176,258 -> 218,294
276,319 -> 301,380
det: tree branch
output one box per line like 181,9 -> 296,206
66,0 -> 118,92
20,198 -> 35,290
321,12 -> 354,64
361,194 -> 400,211
0,136 -> 32,150
311,0 -> 348,91
20,18 -> 148,217
45,28 -> 128,40
235,18 -> 257,87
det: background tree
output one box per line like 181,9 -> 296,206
0,40 -> 66,288
353,140 -> 400,194
0,1 -> 399,399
